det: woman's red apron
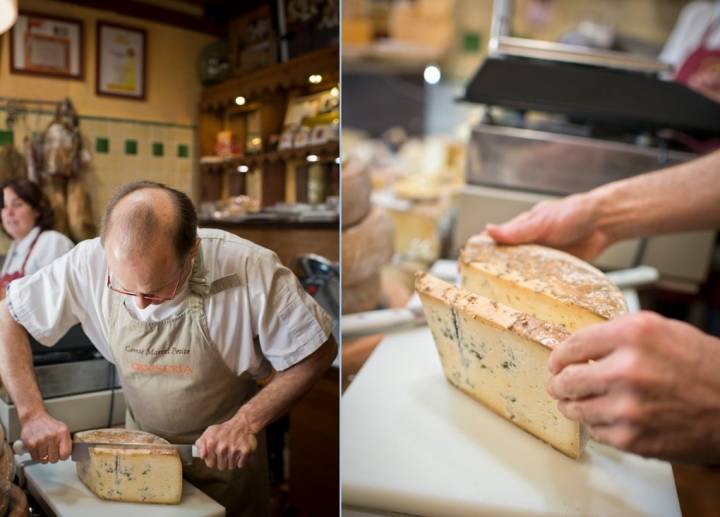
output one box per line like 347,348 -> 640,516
0,231 -> 42,296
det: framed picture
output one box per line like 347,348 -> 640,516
96,21 -> 146,100
10,12 -> 84,79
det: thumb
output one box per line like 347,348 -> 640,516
486,213 -> 544,245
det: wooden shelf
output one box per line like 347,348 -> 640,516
199,141 -> 339,172
200,46 -> 339,112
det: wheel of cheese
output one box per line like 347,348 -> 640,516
342,160 -> 372,229
74,429 -> 182,504
7,485 -> 27,517
0,442 -> 15,485
343,271 -> 382,314
0,481 -> 10,517
460,234 -> 627,331
417,237 -> 628,460
342,206 -> 394,285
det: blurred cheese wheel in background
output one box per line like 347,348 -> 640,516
342,206 -> 394,286
343,271 -> 382,314
342,160 -> 372,229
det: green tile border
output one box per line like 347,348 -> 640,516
125,140 -> 138,155
152,142 -> 164,157
96,137 -> 109,153
177,144 -> 189,158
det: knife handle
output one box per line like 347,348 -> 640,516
12,440 -> 27,456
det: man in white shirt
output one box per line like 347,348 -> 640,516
0,181 -> 337,515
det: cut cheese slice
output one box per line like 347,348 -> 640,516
75,429 -> 182,504
0,442 -> 15,485
416,272 -> 586,458
460,234 -> 627,332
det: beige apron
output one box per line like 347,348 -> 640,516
107,248 -> 271,517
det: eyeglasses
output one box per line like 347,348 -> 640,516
106,257 -> 189,303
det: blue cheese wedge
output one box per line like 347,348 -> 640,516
416,272 -> 587,458
460,235 -> 627,331
75,429 -> 182,504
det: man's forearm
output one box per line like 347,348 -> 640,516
590,149 -> 720,242
233,335 -> 337,433
0,301 -> 47,424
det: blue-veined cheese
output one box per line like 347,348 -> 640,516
460,235 -> 627,331
416,272 -> 587,458
74,429 -> 182,504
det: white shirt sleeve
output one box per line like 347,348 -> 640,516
248,251 -> 334,372
659,1 -> 720,69
7,240 -> 90,347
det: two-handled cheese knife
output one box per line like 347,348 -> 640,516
13,440 -> 201,465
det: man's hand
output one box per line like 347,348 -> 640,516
485,192 -> 613,261
196,413 -> 258,471
20,411 -> 71,463
547,311 -> 720,463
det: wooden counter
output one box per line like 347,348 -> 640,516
200,218 -> 339,267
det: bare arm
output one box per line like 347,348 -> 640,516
196,335 -> 337,470
0,300 -> 71,462
487,149 -> 720,260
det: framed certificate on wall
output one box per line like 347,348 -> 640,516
96,21 -> 147,100
10,12 -> 84,79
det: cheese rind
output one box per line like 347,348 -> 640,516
0,442 -> 15,485
416,272 -> 585,459
460,235 -> 626,332
75,429 -> 183,504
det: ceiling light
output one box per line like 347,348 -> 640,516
235,96 -> 246,106
330,86 -> 339,97
309,74 -> 322,84
237,165 -> 249,173
423,65 -> 441,85
0,0 -> 18,35
306,154 -> 319,163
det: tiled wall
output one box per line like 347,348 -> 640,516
0,106 -> 196,252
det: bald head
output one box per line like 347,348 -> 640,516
101,181 -> 198,263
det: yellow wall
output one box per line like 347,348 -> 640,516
0,0 -> 215,125
0,0 -> 215,254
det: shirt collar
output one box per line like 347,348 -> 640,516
14,226 -> 41,254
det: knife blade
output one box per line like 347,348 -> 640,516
13,440 -> 200,465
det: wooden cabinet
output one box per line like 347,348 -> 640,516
197,46 -> 339,209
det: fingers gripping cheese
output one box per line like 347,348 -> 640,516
75,429 -> 182,504
417,240 -> 626,459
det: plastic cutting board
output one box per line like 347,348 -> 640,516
342,327 -> 682,516
17,454 -> 224,516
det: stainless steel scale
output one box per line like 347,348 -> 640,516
454,0 -> 720,292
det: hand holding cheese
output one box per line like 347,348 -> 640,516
485,194 -> 613,261
547,311 -> 720,463
196,414 -> 258,471
487,148 -> 720,261
19,411 -> 71,464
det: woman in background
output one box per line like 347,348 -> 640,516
0,179 -> 73,297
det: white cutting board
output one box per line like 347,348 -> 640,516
17,454 -> 225,516
342,327 -> 682,517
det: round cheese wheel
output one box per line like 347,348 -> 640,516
342,206 -> 394,285
342,160 -> 372,229
0,442 -> 15,486
7,485 -> 27,517
0,482 -> 10,517
343,271 -> 382,314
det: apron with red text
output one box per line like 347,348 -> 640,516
107,247 -> 270,516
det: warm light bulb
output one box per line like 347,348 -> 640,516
306,154 -> 319,162
330,86 -> 339,97
235,96 -> 246,106
237,165 -> 249,173
309,74 -> 322,84
423,65 -> 441,85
